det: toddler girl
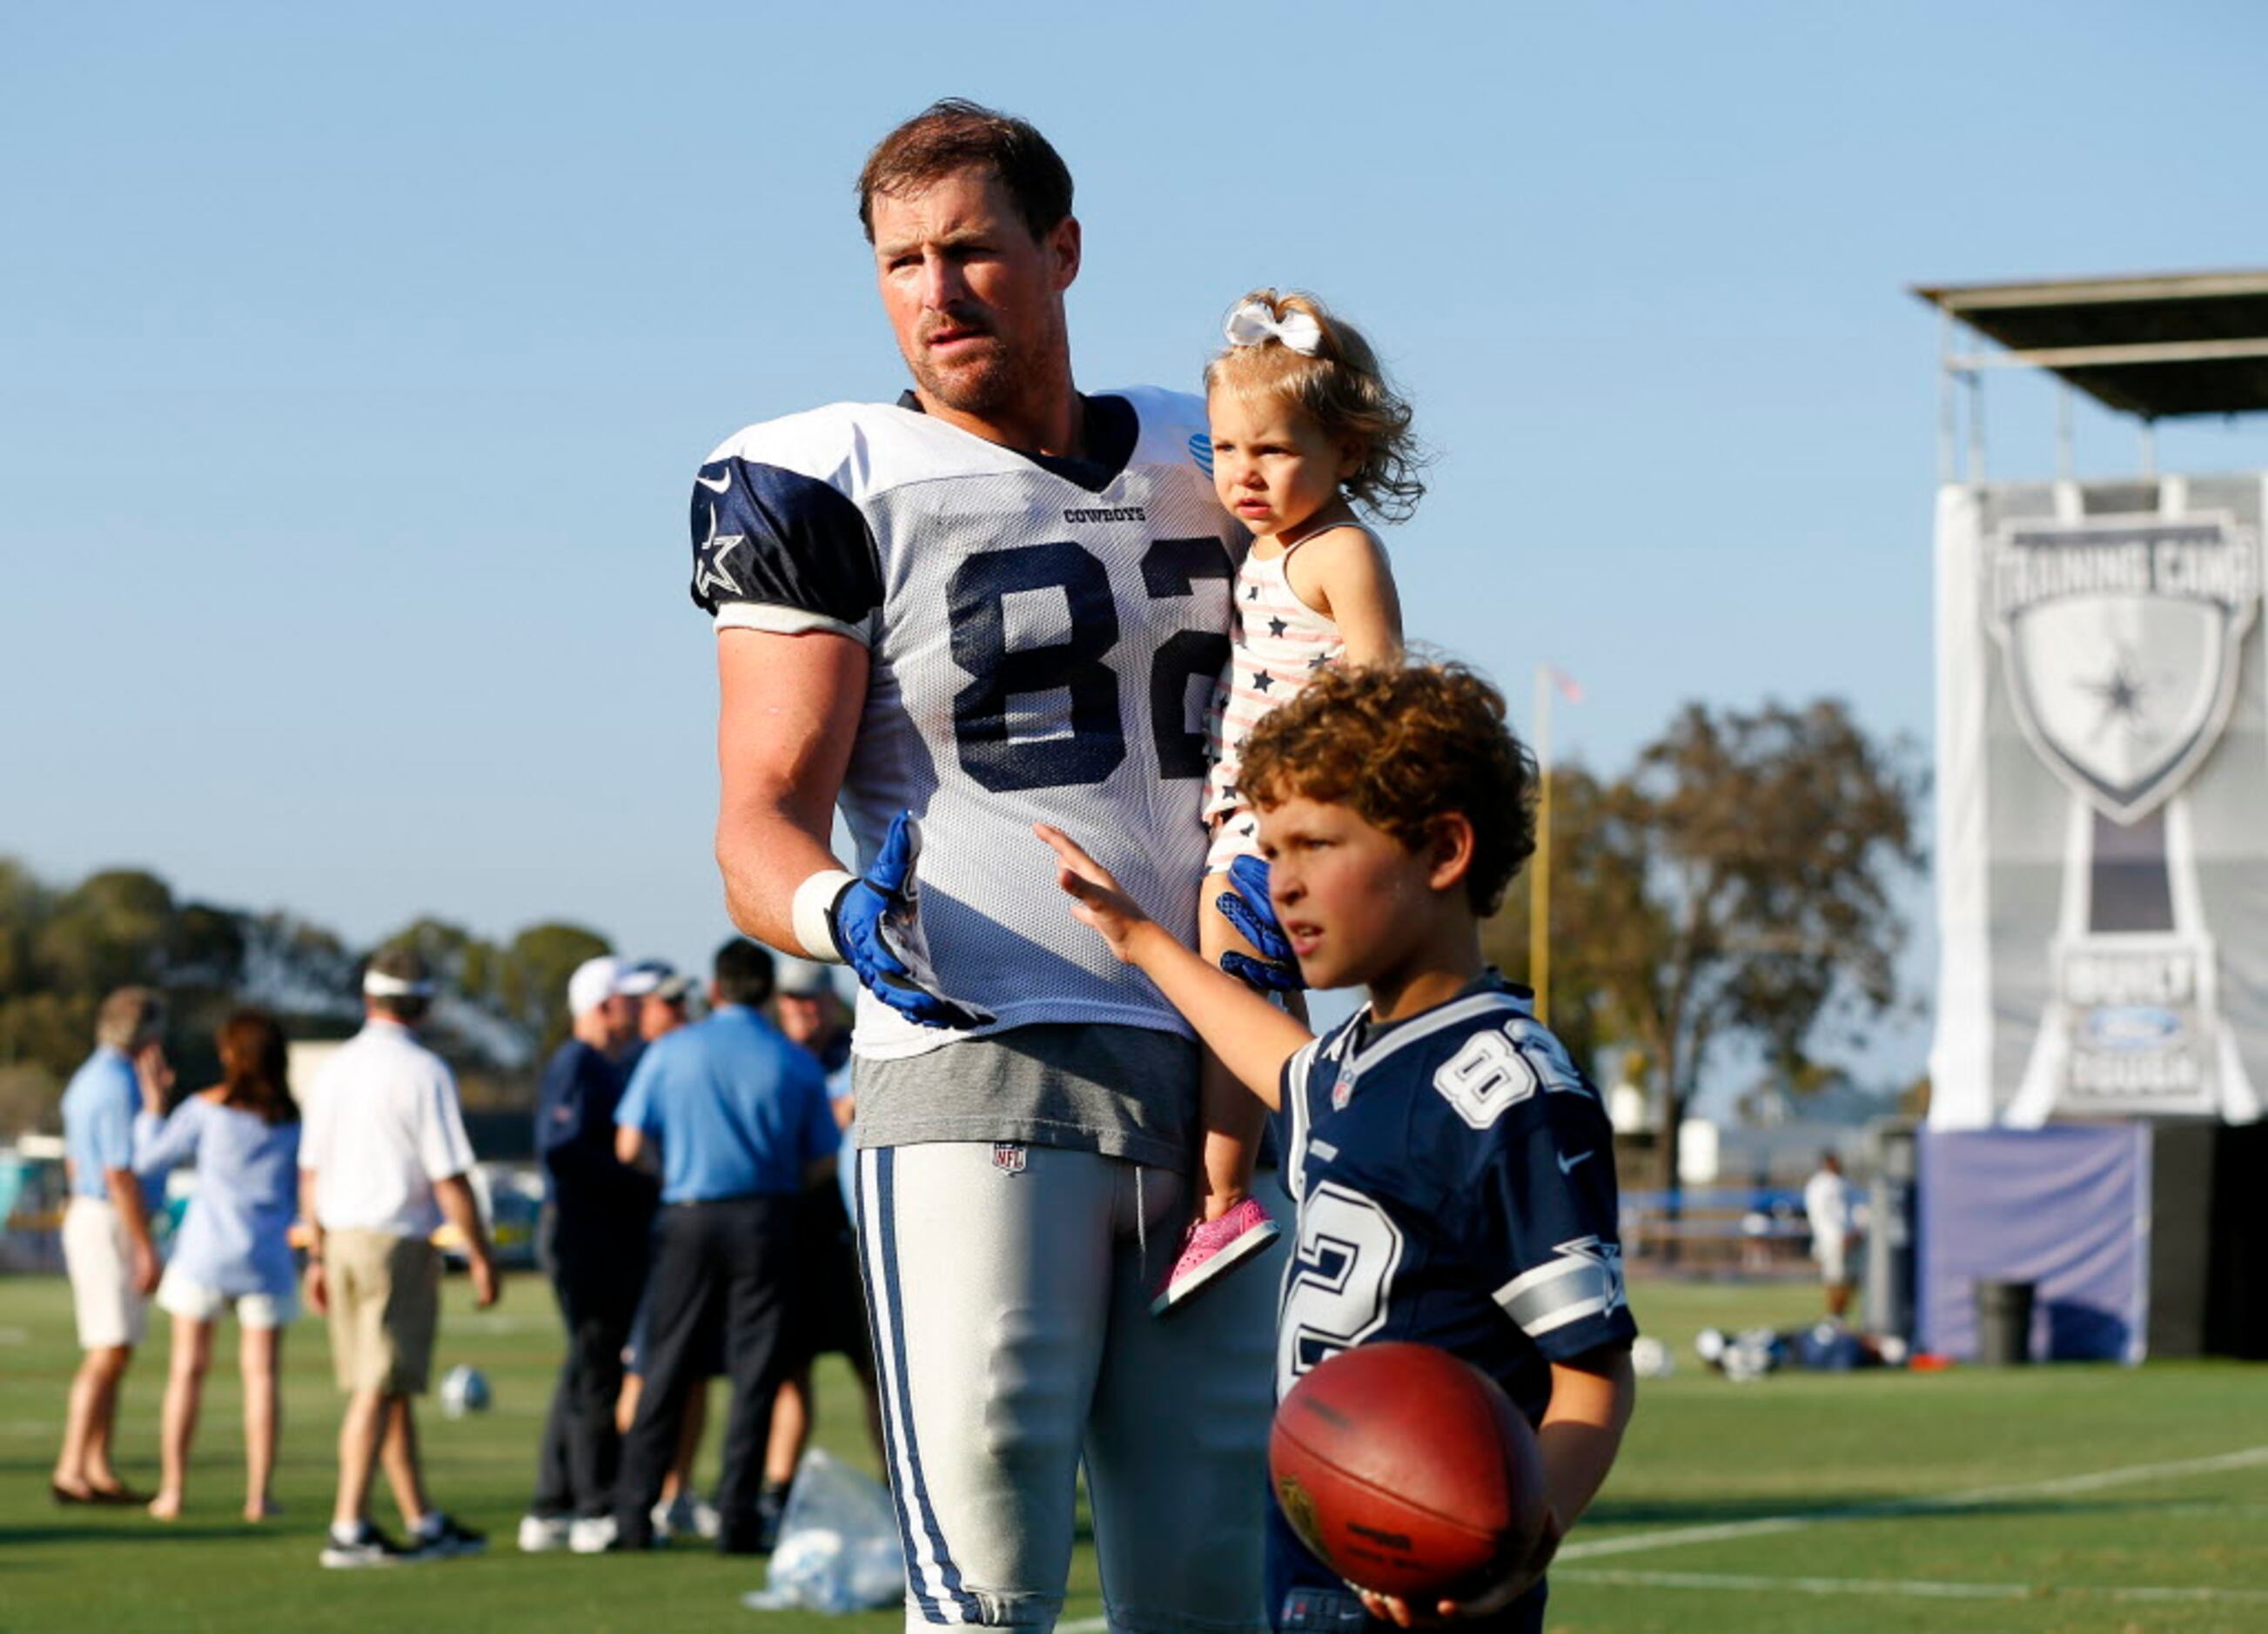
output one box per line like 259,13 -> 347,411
1157,289 -> 1421,1310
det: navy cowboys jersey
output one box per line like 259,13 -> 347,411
1267,974 -> 1634,1632
691,389 -> 1242,1059
1275,974 -> 1636,1420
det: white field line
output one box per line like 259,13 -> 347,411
1558,1443 -> 2268,1563
1051,1448 -> 2268,1630
1559,1568 -> 2268,1607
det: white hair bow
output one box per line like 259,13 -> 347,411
1224,298 -> 1323,356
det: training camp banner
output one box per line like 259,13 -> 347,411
1931,474 -> 2268,1128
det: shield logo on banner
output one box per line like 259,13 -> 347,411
1989,516 -> 2261,825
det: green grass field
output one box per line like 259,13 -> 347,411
2,1273 -> 2263,1633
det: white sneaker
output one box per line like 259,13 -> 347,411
518,1513 -> 572,1554
649,1493 -> 685,1542
689,1497 -> 721,1542
568,1514 -> 619,1555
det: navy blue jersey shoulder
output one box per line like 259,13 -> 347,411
688,456 -> 882,626
1277,975 -> 1634,1425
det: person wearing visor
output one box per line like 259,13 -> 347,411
299,947 -> 498,1568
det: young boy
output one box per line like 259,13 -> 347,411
1038,660 -> 1636,1633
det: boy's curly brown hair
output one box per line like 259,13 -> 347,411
1238,661 -> 1537,914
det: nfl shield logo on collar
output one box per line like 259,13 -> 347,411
991,1142 -> 1028,1176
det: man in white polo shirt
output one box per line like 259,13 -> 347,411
299,947 -> 500,1568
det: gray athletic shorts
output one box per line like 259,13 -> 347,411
853,1024 -> 1198,1173
856,1139 -> 1279,1632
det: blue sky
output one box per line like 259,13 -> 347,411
6,3 -> 2264,1094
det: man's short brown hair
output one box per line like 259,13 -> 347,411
856,97 -> 1073,244
1239,662 -> 1538,915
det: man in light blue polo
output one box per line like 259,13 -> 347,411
611,938 -> 837,1554
50,987 -> 168,1504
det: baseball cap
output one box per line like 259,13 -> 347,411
567,955 -> 629,1017
653,973 -> 696,1006
774,957 -> 836,1000
615,960 -> 674,999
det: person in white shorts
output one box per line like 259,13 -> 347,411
1805,1151 -> 1860,1318
51,987 -> 169,1506
695,100 -> 1276,1630
132,1008 -> 305,1521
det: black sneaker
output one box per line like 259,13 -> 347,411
413,1513 -> 488,1559
320,1524 -> 415,1569
755,1483 -> 789,1553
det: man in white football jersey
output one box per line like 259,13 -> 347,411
693,101 -> 1274,1631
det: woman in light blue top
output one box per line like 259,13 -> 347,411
132,1009 -> 302,1521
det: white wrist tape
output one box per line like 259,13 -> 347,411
790,869 -> 857,963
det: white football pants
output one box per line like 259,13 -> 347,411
856,1142 -> 1280,1632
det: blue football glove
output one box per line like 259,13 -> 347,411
832,812 -> 996,1031
1215,854 -> 1305,993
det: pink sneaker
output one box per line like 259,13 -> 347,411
1151,1196 -> 1282,1316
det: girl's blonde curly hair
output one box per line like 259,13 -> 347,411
1204,289 -> 1426,524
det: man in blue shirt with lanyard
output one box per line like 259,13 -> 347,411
51,988 -> 170,1505
612,938 -> 838,1553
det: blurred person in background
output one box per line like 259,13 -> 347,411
51,988 -> 170,1505
521,956 -> 656,1555
1805,1150 -> 1862,1320
639,969 -> 699,1043
612,965 -> 721,1542
610,939 -> 837,1553
300,948 -> 499,1568
132,1008 -> 305,1522
761,959 -> 881,1539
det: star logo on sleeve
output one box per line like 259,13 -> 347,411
694,507 -> 750,600
1268,616 -> 1288,639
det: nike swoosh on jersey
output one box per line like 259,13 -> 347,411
1557,1149 -> 1595,1175
695,467 -> 734,493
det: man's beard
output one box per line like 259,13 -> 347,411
909,338 -> 1018,417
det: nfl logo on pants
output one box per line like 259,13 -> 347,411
991,1142 -> 1027,1176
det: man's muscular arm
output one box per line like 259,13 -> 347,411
715,627 -> 869,953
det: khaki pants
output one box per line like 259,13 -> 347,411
325,1229 -> 440,1395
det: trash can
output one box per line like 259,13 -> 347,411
1975,1278 -> 2036,1365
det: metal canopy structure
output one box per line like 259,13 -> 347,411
1914,270 -> 2268,482
1916,270 -> 2268,419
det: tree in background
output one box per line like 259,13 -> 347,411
498,922 -> 612,1058
0,857 -> 612,1133
1486,698 -> 1923,1191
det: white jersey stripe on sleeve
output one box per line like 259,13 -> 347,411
714,602 -> 873,646
1493,1237 -> 1627,1338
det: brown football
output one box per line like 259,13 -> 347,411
1269,1343 -> 1547,1600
